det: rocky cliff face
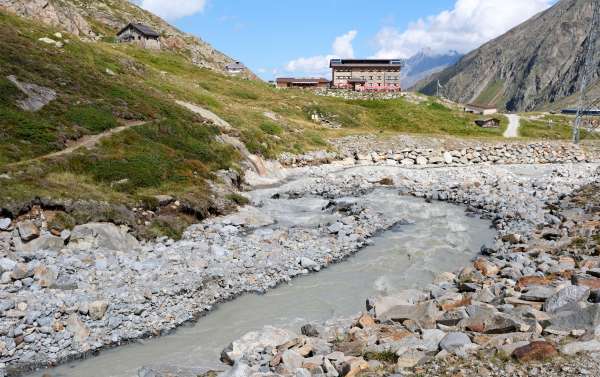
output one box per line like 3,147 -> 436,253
416,0 -> 600,111
0,0 -> 253,76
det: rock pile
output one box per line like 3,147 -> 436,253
1,161 -> 598,376
280,143 -> 592,168
216,166 -> 600,376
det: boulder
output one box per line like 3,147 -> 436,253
14,234 -> 64,253
69,223 -> 140,251
474,258 -> 499,277
66,314 -> 90,343
368,289 -> 429,314
0,218 -> 11,231
545,302 -> 600,330
17,221 -> 39,242
88,300 -> 109,320
0,258 -> 17,273
375,300 -> 440,328
512,341 -> 557,362
300,257 -> 319,271
10,263 -> 32,280
544,286 -> 590,313
443,152 -> 453,164
282,349 -> 304,370
221,326 -> 297,365
520,285 -> 557,302
561,340 -> 600,355
33,265 -> 58,288
439,332 -> 474,355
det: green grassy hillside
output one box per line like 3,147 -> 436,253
0,10 -> 508,238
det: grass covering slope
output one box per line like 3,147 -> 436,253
0,10 -> 522,236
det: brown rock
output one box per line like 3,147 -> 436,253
344,357 -> 369,377
17,220 -> 39,242
474,258 -> 499,277
573,275 -> 600,289
512,341 -> 557,362
357,313 -> 376,329
516,276 -> 552,291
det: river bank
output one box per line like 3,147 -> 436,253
1,159 -> 598,376
209,163 -> 600,377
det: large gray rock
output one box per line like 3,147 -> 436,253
221,326 -> 297,365
0,258 -> 16,273
375,300 -> 440,328
545,303 -> 600,330
217,362 -> 252,377
544,286 -> 590,313
14,234 -> 64,253
368,289 -> 429,315
561,340 -> 600,355
88,300 -> 109,320
0,218 -> 11,231
7,75 -> 56,112
69,223 -> 140,251
17,221 -> 39,242
282,349 -> 304,370
439,332 -> 476,355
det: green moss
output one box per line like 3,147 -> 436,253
363,351 -> 399,363
226,193 -> 250,206
66,105 -> 119,133
259,121 -> 283,135
47,212 -> 76,231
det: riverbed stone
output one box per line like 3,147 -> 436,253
544,286 -> 590,313
88,301 -> 109,320
17,221 -> 39,242
0,219 -> 10,231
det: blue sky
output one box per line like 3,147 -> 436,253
136,0 -> 556,80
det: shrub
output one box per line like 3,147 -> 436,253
66,105 -> 119,133
259,121 -> 283,135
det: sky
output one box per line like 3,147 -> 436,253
135,0 -> 557,80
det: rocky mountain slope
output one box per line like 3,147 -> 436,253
0,0 -> 251,76
416,0 -> 600,112
402,49 -> 462,89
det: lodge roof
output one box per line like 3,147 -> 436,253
117,23 -> 160,38
330,59 -> 403,68
276,77 -> 330,84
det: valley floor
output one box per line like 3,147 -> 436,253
2,139 -> 599,376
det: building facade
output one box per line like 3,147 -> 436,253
117,23 -> 161,49
226,61 -> 246,75
330,59 -> 403,91
276,78 -> 330,89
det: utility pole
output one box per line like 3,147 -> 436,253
573,0 -> 600,144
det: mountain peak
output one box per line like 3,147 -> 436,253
416,0 -> 599,111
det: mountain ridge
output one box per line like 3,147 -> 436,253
415,0 -> 600,111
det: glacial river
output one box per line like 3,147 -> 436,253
29,186 -> 495,377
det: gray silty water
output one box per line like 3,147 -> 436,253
29,189 -> 495,377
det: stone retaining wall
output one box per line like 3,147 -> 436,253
279,143 -> 593,168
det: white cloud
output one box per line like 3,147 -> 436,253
137,0 -> 208,20
374,0 -> 553,58
285,30 -> 357,74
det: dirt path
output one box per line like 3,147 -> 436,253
503,114 -> 520,138
5,120 -> 150,168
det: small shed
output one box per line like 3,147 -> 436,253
226,61 -> 246,75
474,118 -> 501,128
117,23 -> 161,49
